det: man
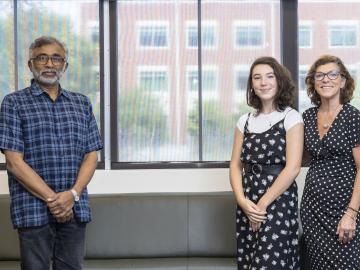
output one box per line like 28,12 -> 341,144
0,36 -> 102,270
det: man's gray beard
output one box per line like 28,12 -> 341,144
32,68 -> 64,86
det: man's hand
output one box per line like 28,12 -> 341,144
47,191 -> 75,221
55,209 -> 74,223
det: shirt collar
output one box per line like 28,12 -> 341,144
30,79 -> 71,100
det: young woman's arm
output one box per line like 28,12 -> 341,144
229,128 -> 267,230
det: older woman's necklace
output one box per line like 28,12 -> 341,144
319,104 -> 343,129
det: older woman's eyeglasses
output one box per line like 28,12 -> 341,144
30,54 -> 66,66
314,70 -> 342,81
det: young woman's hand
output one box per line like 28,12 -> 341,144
239,198 -> 267,224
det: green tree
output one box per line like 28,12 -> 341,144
0,2 -> 100,123
187,100 -> 250,160
0,9 -> 15,101
118,88 -> 169,161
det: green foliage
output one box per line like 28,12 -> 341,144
0,15 -> 15,99
187,100 -> 251,160
118,89 -> 169,145
187,100 -> 250,136
351,79 -> 360,110
0,2 -> 100,123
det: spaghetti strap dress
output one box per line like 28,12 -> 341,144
236,114 -> 300,270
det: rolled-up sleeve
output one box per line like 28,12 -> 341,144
84,98 -> 103,153
0,95 -> 24,153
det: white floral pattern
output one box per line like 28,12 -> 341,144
236,114 -> 299,270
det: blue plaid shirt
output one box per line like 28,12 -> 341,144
0,81 -> 102,228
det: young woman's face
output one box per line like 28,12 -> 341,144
251,64 -> 278,103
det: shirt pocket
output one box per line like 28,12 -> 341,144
66,112 -> 88,154
60,111 -> 88,156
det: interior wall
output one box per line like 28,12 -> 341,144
0,168 -> 308,199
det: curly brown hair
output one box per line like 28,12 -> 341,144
246,56 -> 295,113
305,55 -> 355,106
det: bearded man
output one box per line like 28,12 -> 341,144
0,36 -> 102,270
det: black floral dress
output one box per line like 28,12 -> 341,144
236,114 -> 300,270
301,103 -> 360,270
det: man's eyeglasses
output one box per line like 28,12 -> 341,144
30,54 -> 66,66
314,70 -> 343,81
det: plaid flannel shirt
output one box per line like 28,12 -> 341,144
0,80 -> 102,228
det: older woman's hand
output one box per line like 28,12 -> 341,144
336,212 -> 357,244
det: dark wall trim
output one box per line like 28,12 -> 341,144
281,0 -> 299,109
197,0 -> 203,161
99,0 -> 105,163
14,0 -> 18,91
112,161 -> 229,170
109,0 -> 118,163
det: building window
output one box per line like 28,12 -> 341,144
235,69 -> 248,92
137,66 -> 168,92
348,66 -> 357,83
234,21 -> 264,48
234,66 -> 249,103
298,66 -> 310,112
186,66 -> 218,92
137,21 -> 169,49
299,22 -> 312,48
298,67 -> 308,92
329,22 -> 358,47
87,21 -> 99,43
186,21 -> 217,49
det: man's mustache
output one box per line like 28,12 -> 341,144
40,69 -> 60,76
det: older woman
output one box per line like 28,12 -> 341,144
301,55 -> 360,269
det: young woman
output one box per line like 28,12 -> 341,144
230,56 -> 303,269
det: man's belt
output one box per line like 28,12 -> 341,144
243,163 -> 284,175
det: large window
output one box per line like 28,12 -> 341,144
0,0 -> 100,163
118,0 -> 198,162
0,1 -> 14,103
5,1 -> 334,166
200,1 -> 279,161
0,1 -> 14,163
117,0 -> 280,162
